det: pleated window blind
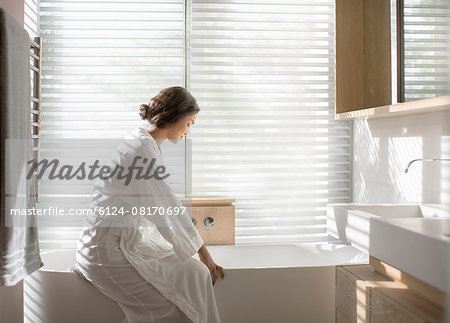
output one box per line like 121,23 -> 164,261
188,0 -> 350,244
38,0 -> 350,249
403,0 -> 449,100
38,0 -> 187,250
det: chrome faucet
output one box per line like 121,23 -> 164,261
404,158 -> 450,173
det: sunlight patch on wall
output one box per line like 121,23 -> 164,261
441,135 -> 450,206
353,120 -> 380,202
388,136 -> 423,202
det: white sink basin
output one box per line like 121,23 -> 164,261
369,217 -> 450,291
327,203 -> 449,253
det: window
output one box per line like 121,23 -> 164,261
402,0 -> 449,100
189,0 -> 350,244
25,0 -> 39,38
38,0 -> 350,249
38,0 -> 187,249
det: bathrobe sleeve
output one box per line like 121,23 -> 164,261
104,137 -> 204,261
142,174 -> 205,261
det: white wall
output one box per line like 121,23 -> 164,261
0,0 -> 23,25
0,283 -> 23,323
352,110 -> 450,205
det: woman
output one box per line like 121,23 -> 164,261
76,86 -> 224,323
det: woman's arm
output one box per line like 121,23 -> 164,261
197,243 -> 225,285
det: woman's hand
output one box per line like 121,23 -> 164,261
197,244 -> 225,285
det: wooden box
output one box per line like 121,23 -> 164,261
181,198 -> 235,245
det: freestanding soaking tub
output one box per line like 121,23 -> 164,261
24,242 -> 367,323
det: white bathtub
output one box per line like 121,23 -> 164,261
24,242 -> 368,323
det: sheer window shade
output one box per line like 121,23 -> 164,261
188,0 -> 351,244
38,0 -> 351,249
403,0 -> 449,100
38,0 -> 186,250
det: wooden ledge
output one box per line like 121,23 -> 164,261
336,95 -> 450,120
181,198 -> 236,207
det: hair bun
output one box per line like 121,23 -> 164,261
139,103 -> 150,120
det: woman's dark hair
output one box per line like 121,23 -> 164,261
139,86 -> 200,128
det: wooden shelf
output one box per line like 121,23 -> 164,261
335,95 -> 450,120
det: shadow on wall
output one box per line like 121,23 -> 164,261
352,110 -> 450,204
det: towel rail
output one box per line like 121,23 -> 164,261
30,65 -> 40,74
30,36 -> 41,202
30,38 -> 40,50
30,52 -> 40,61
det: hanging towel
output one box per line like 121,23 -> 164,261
0,7 -> 43,286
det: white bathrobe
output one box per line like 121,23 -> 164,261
76,126 -> 221,323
